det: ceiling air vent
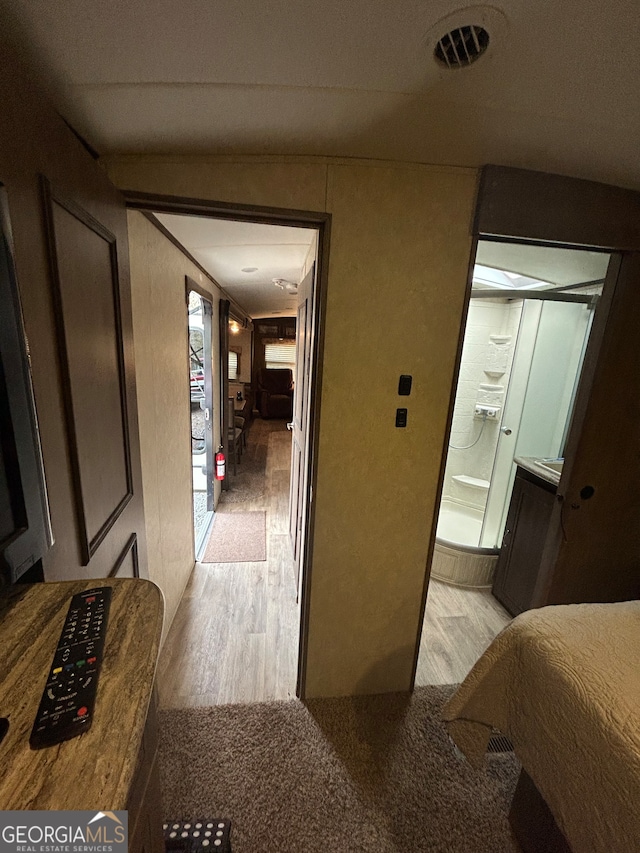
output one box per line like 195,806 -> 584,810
434,25 -> 489,69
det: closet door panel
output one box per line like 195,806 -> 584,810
44,181 -> 133,564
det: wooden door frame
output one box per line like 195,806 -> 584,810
124,190 -> 331,700
412,165 -> 640,687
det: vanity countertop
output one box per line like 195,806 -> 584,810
514,456 -> 561,487
0,577 -> 163,811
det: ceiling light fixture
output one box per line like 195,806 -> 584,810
242,267 -> 258,273
272,278 -> 298,294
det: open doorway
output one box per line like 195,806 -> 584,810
416,240 -> 611,685
187,285 -> 215,554
136,206 -> 324,705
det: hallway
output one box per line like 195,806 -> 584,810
159,420 -> 510,707
157,419 -> 300,708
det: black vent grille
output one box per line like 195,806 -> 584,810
487,732 -> 514,753
435,25 -> 490,69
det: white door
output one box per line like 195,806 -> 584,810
288,265 -> 315,594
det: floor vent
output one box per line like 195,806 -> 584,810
487,732 -> 514,753
434,25 -> 490,69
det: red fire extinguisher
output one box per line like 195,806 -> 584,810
215,445 -> 226,481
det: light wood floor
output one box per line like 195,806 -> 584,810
156,419 -> 300,708
158,419 -> 512,707
415,578 -> 511,686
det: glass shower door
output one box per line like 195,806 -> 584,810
480,298 -> 594,549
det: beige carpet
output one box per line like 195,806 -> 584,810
159,685 -> 520,853
201,511 -> 266,563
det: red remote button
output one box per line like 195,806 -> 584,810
87,657 -> 97,664
85,596 -> 96,603
77,707 -> 88,717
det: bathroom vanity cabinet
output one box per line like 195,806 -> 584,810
492,465 -> 558,616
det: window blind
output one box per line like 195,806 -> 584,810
228,350 -> 238,380
265,342 -> 296,371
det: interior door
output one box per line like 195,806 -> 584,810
535,252 -> 640,607
288,265 -> 315,592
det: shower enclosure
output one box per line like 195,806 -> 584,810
479,294 -> 595,548
432,284 -> 599,588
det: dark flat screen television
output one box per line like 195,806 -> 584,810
0,184 -> 51,588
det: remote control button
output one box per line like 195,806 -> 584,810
77,707 -> 88,717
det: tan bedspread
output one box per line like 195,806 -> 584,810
442,601 -> 640,853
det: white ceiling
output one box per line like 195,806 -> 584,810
4,0 -> 640,189
155,214 -> 316,317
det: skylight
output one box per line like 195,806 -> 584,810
472,264 -> 552,290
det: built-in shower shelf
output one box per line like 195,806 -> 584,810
452,474 -> 490,490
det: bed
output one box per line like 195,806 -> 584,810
442,601 -> 640,853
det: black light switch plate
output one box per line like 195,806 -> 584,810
395,408 -> 408,428
398,375 -> 412,396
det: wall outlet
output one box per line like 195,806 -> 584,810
475,404 -> 500,419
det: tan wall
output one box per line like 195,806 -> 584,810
107,155 -> 478,696
230,326 -> 252,382
0,39 -> 148,583
127,211 -> 223,637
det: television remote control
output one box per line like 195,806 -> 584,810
29,586 -> 111,749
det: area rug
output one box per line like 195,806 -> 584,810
201,511 -> 266,563
158,685 -> 520,853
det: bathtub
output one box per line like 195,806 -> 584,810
431,499 -> 499,589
